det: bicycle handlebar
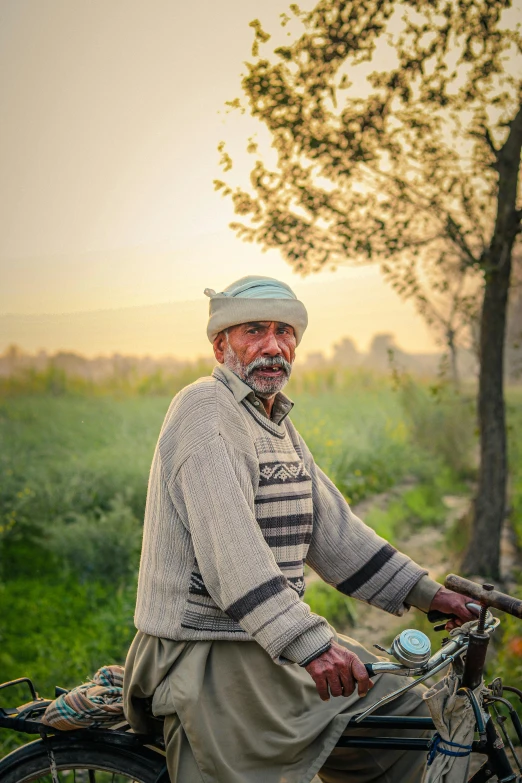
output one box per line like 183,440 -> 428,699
444,574 -> 522,619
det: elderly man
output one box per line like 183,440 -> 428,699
124,276 -> 475,783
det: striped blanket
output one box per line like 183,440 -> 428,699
41,665 -> 124,730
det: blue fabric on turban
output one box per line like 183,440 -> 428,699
220,276 -> 297,300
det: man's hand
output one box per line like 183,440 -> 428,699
430,586 -> 479,630
304,641 -> 373,701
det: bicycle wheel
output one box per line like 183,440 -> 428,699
0,737 -> 167,783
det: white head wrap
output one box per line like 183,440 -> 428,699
204,275 -> 308,345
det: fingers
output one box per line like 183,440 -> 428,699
305,645 -> 374,701
351,656 -> 372,697
457,603 -> 476,622
315,669 -> 365,700
314,674 -> 330,702
446,600 -> 482,629
454,597 -> 479,623
430,587 -> 478,623
327,673 -> 344,698
445,619 -> 459,630
313,673 -> 344,701
339,666 -> 355,697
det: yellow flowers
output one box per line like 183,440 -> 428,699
0,517 -> 16,535
16,487 -> 32,499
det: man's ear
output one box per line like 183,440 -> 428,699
213,332 -> 227,363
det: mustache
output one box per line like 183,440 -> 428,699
244,356 -> 292,376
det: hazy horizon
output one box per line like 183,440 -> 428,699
0,268 -> 439,359
0,0 -> 445,358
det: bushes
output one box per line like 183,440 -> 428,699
0,361 -> 214,398
0,577 -> 137,754
303,581 -> 357,628
0,578 -> 136,689
0,373 -> 480,588
0,396 -> 166,578
495,607 -> 522,695
396,378 -> 476,478
45,493 -> 142,583
507,390 -> 522,549
290,379 -> 413,505
364,474 -> 466,542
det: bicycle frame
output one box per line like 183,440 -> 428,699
2,672 -> 521,783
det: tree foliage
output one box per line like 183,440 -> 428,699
217,0 -> 520,280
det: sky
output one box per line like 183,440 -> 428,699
0,0 -> 440,358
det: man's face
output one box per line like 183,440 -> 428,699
213,321 -> 296,397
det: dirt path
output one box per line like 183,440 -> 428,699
347,492 -> 470,647
310,488 -> 520,647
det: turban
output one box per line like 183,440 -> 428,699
205,276 -> 308,345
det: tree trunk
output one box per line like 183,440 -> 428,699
447,332 -> 460,390
462,263 -> 510,578
462,104 -> 522,579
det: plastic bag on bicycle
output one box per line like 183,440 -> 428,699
423,672 -> 487,783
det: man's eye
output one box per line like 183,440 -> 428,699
247,328 -> 260,334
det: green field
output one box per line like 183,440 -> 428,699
0,366 -> 521,751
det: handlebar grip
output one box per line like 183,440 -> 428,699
427,609 -> 458,623
364,663 -> 375,677
444,574 -> 522,619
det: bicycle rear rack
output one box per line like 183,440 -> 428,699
0,678 -> 39,703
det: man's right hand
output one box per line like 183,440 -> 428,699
304,641 -> 374,701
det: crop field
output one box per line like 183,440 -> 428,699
0,366 -> 521,751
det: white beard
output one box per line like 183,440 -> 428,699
223,342 -> 292,398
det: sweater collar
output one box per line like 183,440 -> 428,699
212,365 -> 294,425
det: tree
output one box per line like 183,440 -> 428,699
216,0 -> 522,578
367,332 -> 402,371
331,336 -> 360,366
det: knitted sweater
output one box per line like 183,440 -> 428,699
134,366 -> 428,666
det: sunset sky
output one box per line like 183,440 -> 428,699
0,0 -> 442,359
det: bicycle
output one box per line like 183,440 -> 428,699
0,574 -> 521,783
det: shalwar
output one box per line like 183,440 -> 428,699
124,629 -> 432,783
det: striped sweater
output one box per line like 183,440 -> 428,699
134,366 -> 428,666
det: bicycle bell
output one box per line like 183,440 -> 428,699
389,629 -> 431,667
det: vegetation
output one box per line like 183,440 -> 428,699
508,387 -> 522,549
304,581 -> 357,628
0,358 -> 214,398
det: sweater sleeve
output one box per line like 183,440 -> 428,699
298,435 -> 428,616
405,575 -> 441,612
171,435 -> 333,665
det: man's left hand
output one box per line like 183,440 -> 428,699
429,586 -> 479,630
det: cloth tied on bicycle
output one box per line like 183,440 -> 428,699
41,665 -> 125,731
422,650 -> 487,783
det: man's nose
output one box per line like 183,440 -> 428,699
260,330 -> 282,356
